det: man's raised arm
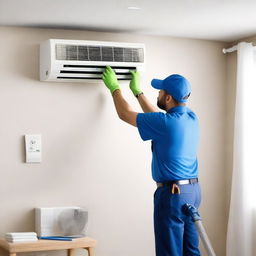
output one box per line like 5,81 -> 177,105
129,71 -> 158,113
102,66 -> 138,127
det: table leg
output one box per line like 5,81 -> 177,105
85,247 -> 94,256
68,249 -> 76,256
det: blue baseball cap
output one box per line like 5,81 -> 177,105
151,74 -> 191,103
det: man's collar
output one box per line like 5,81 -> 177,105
167,106 -> 188,114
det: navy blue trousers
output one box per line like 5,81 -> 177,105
154,183 -> 201,256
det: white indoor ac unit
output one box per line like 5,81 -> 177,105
40,39 -> 145,82
35,207 -> 88,237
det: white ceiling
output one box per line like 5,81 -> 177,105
1,0 -> 256,42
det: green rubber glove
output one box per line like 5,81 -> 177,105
102,66 -> 120,94
129,71 -> 142,96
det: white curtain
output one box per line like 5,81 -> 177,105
227,42 -> 256,256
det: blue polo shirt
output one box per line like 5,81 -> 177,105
136,106 -> 199,182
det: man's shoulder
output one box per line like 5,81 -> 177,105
186,108 -> 199,120
138,111 -> 166,118
137,111 -> 167,127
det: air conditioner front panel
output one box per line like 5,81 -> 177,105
40,39 -> 145,82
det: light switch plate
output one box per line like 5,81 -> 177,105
25,134 -> 42,163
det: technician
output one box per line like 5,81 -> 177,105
102,66 -> 201,256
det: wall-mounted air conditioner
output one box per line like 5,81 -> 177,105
40,39 -> 145,82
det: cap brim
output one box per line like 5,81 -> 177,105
151,79 -> 163,90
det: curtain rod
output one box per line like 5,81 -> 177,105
222,45 -> 237,54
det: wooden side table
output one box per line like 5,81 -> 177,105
0,237 -> 96,256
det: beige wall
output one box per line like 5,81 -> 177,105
0,26 -> 228,256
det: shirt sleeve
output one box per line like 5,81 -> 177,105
136,112 -> 167,141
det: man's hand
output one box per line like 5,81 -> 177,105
102,66 -> 120,94
129,71 -> 142,96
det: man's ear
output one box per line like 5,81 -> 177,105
166,94 -> 173,103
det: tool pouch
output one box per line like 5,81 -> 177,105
171,183 -> 181,194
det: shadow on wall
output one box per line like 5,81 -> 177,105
253,211 -> 256,256
21,135 -> 26,163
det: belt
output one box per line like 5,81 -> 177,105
156,178 -> 198,188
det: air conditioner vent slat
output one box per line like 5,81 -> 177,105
57,77 -> 102,80
57,73 -> 131,80
60,71 -> 103,74
57,76 -> 130,80
62,68 -> 132,73
60,70 -> 131,75
61,65 -> 136,75
63,65 -> 136,70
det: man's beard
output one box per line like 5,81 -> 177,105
157,97 -> 166,111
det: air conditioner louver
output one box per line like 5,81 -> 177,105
40,39 -> 145,82
57,65 -> 136,80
